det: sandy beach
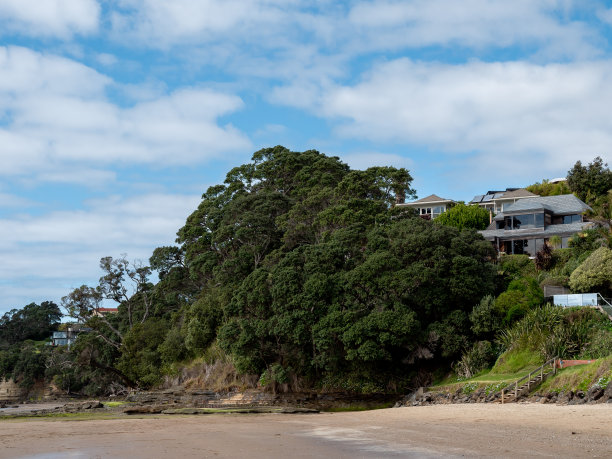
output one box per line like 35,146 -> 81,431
1,403 -> 611,458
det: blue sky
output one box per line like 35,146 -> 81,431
1,0 -> 612,314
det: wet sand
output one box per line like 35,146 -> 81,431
1,403 -> 611,458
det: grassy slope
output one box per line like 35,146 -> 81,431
431,351 -> 612,397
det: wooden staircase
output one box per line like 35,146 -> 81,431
489,357 -> 558,403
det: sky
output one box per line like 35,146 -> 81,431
1,0 -> 612,314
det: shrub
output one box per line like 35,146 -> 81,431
498,255 -> 535,279
569,247 -> 612,295
495,277 -> 544,324
498,304 -> 611,360
535,243 -> 554,271
454,341 -> 497,379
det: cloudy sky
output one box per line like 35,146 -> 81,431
1,0 -> 612,313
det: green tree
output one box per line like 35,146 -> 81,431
567,156 -> 612,203
0,301 -> 61,345
526,180 -> 571,196
434,203 -> 490,230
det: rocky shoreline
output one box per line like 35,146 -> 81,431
4,381 -> 612,419
397,383 -> 612,407
0,388 -> 398,418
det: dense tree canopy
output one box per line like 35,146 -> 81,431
174,146 -> 495,389
0,301 -> 61,346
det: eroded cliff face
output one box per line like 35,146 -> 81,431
0,379 -> 27,402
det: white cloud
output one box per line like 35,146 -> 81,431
598,7 -> 612,26
0,46 -> 251,178
96,52 -> 118,66
287,58 -> 612,176
0,0 -> 100,39
0,192 -> 201,312
110,0 -> 291,47
35,168 -> 117,187
347,0 -> 597,57
0,192 -> 37,209
108,0 -> 599,61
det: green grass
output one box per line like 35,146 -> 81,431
103,401 -> 127,407
539,356 -> 612,394
0,411 -> 123,422
489,348 -> 542,375
430,349 -> 546,395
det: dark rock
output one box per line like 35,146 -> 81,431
587,387 -> 604,402
123,405 -> 165,414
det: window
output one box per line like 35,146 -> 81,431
562,214 -> 581,224
432,205 -> 445,218
522,239 -> 536,257
535,213 -> 544,228
512,214 -> 534,229
510,239 -> 537,256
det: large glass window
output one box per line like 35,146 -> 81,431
562,214 -> 581,224
512,214 -> 534,229
503,214 -> 544,230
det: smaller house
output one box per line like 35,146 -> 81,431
479,194 -> 592,256
470,188 -> 537,214
396,194 -> 455,220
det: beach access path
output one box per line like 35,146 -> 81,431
1,403 -> 611,458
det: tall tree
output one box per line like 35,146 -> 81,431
567,156 -> 612,203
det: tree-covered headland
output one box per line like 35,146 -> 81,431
2,148 -> 611,395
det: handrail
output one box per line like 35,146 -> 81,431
596,294 -> 612,320
498,357 -> 558,403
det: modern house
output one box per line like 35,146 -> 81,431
396,194 -> 455,220
479,194 -> 592,256
50,325 -> 91,347
470,188 -> 537,214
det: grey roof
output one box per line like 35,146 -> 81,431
480,221 -> 592,241
493,194 -> 591,220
